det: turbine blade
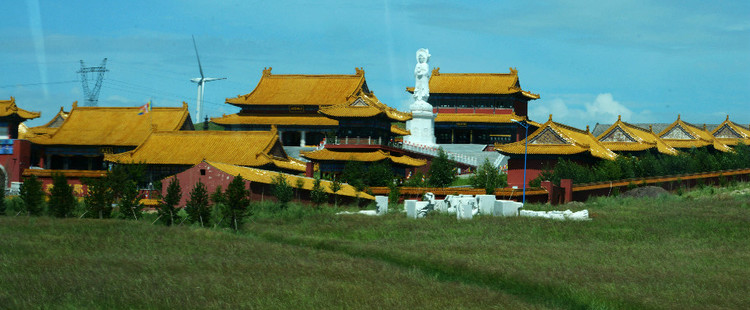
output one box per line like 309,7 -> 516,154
192,35 -> 204,78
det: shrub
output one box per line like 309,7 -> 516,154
329,176 -> 342,207
470,158 -> 507,194
428,148 -> 456,187
310,176 -> 328,206
20,175 -> 45,216
185,180 -> 211,227
271,174 -> 293,208
117,180 -> 142,220
48,173 -> 76,218
83,177 -> 113,219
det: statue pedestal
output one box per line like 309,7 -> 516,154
405,100 -> 436,147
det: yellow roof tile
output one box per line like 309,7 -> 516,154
658,115 -> 731,152
29,102 -> 191,146
435,112 -> 528,123
318,94 -> 412,121
205,161 -> 373,200
19,106 -> 71,139
301,148 -> 426,167
711,116 -> 750,146
390,125 -> 410,136
406,68 -> 539,99
104,129 -> 305,172
495,116 -> 617,160
226,67 -> 371,107
596,116 -> 678,155
0,96 -> 41,120
211,113 -> 338,126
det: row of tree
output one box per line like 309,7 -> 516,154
532,144 -> 750,186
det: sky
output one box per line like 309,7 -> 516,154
1,0 -> 749,129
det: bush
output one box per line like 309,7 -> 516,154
271,174 -> 293,208
310,176 -> 328,206
83,177 -> 113,219
20,175 -> 45,216
185,180 -> 211,227
470,158 -> 507,194
48,173 -> 76,218
117,180 -> 143,220
330,176 -> 342,207
428,148 -> 456,187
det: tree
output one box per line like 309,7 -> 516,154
367,161 -> 394,187
185,180 -> 211,227
295,177 -> 305,201
470,158 -> 507,195
48,173 -> 76,218
342,160 -> 366,191
117,180 -> 142,220
83,177 -> 113,219
310,176 -> 328,206
157,178 -> 181,226
271,174 -> 293,208
224,175 -> 250,231
210,185 -> 225,206
427,148 -> 457,187
19,175 -> 44,216
330,175 -> 342,207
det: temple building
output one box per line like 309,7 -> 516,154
27,102 -> 193,170
213,67 -> 375,146
710,116 -> 750,147
657,115 -> 731,152
595,116 -> 678,156
301,148 -> 426,177
104,128 -> 306,182
19,106 -> 69,140
0,97 -> 40,139
407,68 -> 540,144
318,94 -> 412,143
495,115 -> 617,187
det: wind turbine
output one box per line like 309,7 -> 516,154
191,35 -> 225,123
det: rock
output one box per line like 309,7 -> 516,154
621,186 -> 670,198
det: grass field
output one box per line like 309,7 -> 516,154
2,184 -> 749,309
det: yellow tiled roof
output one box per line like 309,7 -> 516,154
226,67 -> 371,107
318,94 -> 412,121
435,112 -> 528,124
658,115 -> 731,152
596,116 -> 678,155
301,148 -> 426,167
711,116 -> 750,146
206,161 -> 374,200
495,115 -> 617,160
19,106 -> 70,139
211,113 -> 338,126
406,68 -> 539,99
0,96 -> 41,120
29,102 -> 191,146
391,125 -> 410,136
104,129 -> 305,172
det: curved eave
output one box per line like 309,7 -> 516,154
390,125 -> 410,136
211,114 -> 339,126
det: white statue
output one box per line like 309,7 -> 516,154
413,48 -> 431,103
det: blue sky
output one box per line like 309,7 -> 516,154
2,0 -> 749,129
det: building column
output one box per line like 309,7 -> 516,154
278,130 -> 284,145
470,130 -> 473,144
451,129 -> 455,144
300,130 -> 306,147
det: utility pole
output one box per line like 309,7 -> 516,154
78,58 -> 108,107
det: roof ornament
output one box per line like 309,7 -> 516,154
618,115 -> 621,121
548,114 -> 553,121
703,124 -> 707,131
72,101 -> 78,108
649,125 -> 654,132
182,101 -> 188,109
726,115 -> 730,121
509,67 -> 518,75
586,125 -> 590,133
432,67 -> 440,76
355,67 -> 364,76
677,114 -> 681,120
262,67 -> 272,76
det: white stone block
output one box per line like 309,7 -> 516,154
405,200 -> 417,219
375,196 -> 388,215
416,201 -> 429,218
457,202 -> 473,220
476,195 -> 496,215
495,200 -> 522,217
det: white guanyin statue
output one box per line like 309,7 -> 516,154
410,48 -> 433,112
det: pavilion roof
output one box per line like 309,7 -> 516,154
20,106 -> 70,139
391,125 -> 411,136
710,116 -> 750,146
596,116 -> 678,155
226,67 -> 372,107
495,115 -> 617,160
318,94 -> 411,122
104,129 -> 305,173
205,161 -> 373,200
301,148 -> 426,167
28,102 -> 192,146
211,113 -> 338,126
434,112 -> 535,124
0,96 -> 41,120
406,67 -> 539,99
658,115 -> 732,152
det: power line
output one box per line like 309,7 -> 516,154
0,80 -> 78,89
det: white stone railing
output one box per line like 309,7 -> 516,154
399,141 -> 478,167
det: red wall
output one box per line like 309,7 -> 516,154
161,162 -> 243,208
0,140 -> 32,187
506,158 -> 557,188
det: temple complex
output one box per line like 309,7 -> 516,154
104,128 -> 306,182
407,68 -> 539,144
213,67 -> 374,146
495,115 -> 616,187
27,102 -> 193,170
595,116 -> 678,156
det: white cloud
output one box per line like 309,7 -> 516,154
530,93 -> 635,129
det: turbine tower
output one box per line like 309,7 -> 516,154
78,58 -> 108,107
191,35 -> 225,122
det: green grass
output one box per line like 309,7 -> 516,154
2,183 -> 750,309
